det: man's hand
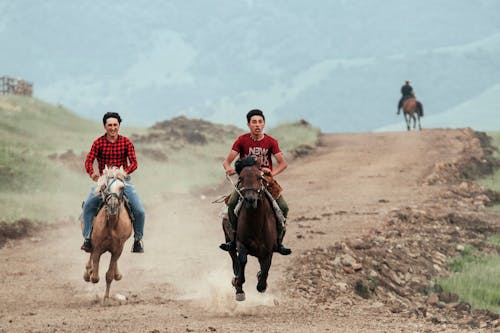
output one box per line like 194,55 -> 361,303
90,173 -> 100,182
261,167 -> 272,176
225,168 -> 236,176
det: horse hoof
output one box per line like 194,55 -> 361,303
235,293 -> 246,301
114,273 -> 122,281
83,272 -> 90,282
91,276 -> 100,284
257,283 -> 267,293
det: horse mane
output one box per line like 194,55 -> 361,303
94,166 -> 128,195
235,156 -> 260,174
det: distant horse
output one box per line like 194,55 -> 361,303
402,97 -> 423,131
222,158 -> 278,301
82,166 -> 132,301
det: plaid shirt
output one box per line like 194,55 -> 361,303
84,134 -> 138,176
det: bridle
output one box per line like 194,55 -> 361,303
227,170 -> 265,201
102,177 -> 125,216
238,179 -> 264,196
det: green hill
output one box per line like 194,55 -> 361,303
0,96 -> 102,221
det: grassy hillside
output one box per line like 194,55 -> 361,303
0,96 -> 99,221
0,96 -> 320,223
438,130 -> 500,313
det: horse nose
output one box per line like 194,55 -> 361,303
107,197 -> 120,214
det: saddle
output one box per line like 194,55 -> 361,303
262,172 -> 282,199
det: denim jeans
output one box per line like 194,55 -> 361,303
82,179 -> 145,240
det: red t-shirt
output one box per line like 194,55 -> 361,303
232,133 -> 282,170
84,134 -> 138,176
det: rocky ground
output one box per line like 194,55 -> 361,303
1,128 -> 499,332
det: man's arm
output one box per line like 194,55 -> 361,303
84,141 -> 100,181
270,152 -> 287,177
125,139 -> 138,174
223,150 -> 239,175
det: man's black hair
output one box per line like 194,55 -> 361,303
246,109 -> 265,123
103,112 -> 122,125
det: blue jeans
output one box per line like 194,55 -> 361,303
82,179 -> 145,241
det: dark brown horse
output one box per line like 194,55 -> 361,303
82,166 -> 132,301
222,160 -> 278,301
402,97 -> 423,131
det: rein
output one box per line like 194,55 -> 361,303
226,174 -> 245,200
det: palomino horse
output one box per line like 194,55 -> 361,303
402,97 -> 422,131
222,158 -> 278,301
82,166 -> 132,301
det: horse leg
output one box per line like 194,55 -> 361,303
233,246 -> 248,301
104,253 -> 120,300
417,115 -> 422,130
256,255 -> 273,293
412,114 -> 416,129
113,245 -> 125,281
114,262 -> 123,281
90,251 -> 101,284
229,248 -> 239,279
83,256 -> 92,282
404,113 -> 410,131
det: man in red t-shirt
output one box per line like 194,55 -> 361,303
81,112 -> 145,253
220,109 -> 291,255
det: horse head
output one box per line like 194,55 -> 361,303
236,157 -> 264,209
94,166 -> 127,216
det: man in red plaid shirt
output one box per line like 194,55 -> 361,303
81,112 -> 145,253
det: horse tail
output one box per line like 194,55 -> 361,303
417,101 -> 424,116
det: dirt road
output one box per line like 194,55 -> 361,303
0,129 -> 495,332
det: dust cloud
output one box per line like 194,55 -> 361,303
45,172 -> 282,314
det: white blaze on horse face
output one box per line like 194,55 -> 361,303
108,180 -> 124,195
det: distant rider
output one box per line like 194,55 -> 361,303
397,80 -> 414,115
